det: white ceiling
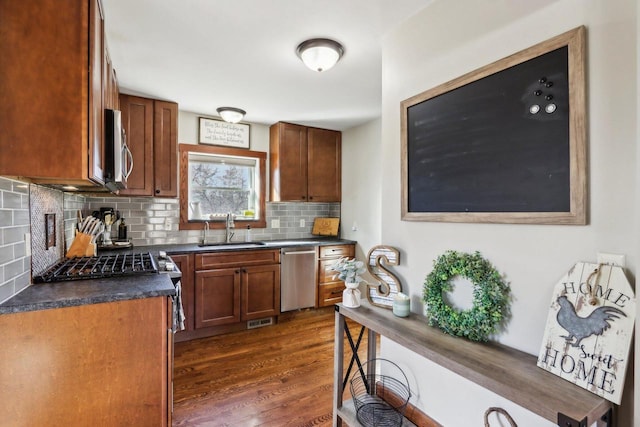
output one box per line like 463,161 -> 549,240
102,0 -> 432,131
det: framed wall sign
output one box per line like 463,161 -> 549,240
199,117 -> 250,149
401,26 -> 586,224
537,262 -> 635,404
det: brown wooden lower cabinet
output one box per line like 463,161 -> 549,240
0,297 -> 172,426
317,244 -> 355,307
195,267 -> 241,328
194,250 -> 281,329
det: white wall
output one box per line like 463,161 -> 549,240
341,118 -> 383,260
178,110 -> 271,151
375,0 -> 637,425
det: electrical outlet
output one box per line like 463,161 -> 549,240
164,217 -> 171,231
597,253 -> 625,268
271,219 -> 280,229
352,222 -> 358,231
299,219 -> 305,227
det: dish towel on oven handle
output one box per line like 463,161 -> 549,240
173,280 -> 186,332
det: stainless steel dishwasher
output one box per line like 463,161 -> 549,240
280,246 -> 318,311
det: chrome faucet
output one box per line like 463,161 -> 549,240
225,212 -> 235,243
203,221 -> 210,244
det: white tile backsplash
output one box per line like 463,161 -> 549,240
0,177 -> 31,303
84,196 -> 340,246
0,178 -> 341,304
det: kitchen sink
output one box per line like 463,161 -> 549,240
197,241 -> 267,249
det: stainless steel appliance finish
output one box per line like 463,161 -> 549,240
280,246 -> 317,312
104,109 -> 133,193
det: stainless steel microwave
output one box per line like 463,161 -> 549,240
104,109 -> 133,193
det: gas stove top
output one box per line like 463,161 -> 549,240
34,252 -> 159,283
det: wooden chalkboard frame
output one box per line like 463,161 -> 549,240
401,26 -> 586,224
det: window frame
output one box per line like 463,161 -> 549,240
179,143 -> 267,230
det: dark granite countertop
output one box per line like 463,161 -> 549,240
0,238 -> 354,316
123,237 -> 357,256
0,273 -> 176,315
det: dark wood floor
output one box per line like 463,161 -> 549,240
172,307 -> 367,427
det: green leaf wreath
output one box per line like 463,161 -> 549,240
423,251 -> 510,342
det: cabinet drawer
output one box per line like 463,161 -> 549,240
318,282 -> 345,307
318,259 -> 342,283
319,244 -> 355,259
196,249 -> 280,270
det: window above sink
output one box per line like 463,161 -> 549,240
179,144 -> 266,230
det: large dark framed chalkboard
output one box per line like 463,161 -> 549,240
401,26 -> 587,224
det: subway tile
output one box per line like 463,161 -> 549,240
146,217 -> 166,225
142,203 -> 168,211
5,259 -> 25,281
0,281 -> 14,304
0,210 -> 12,227
13,209 -> 30,226
13,242 -> 26,259
15,272 -> 30,293
152,210 -> 174,218
12,181 -> 29,194
0,179 -> 13,191
114,202 -> 144,210
3,192 -> 22,209
3,226 -> 28,245
0,245 -> 13,264
145,231 -> 168,238
130,224 -> 155,232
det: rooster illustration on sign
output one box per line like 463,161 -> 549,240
556,295 -> 626,347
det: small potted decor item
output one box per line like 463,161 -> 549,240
331,257 -> 366,308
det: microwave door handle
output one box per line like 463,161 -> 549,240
121,132 -> 134,179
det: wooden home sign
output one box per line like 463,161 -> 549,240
537,263 -> 635,404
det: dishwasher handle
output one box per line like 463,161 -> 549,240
281,250 -> 317,255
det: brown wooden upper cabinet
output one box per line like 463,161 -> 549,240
119,95 -> 178,197
104,42 -> 120,111
270,122 -> 342,202
0,0 -> 106,187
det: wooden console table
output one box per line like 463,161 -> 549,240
333,301 -> 614,427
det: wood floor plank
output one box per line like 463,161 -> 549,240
173,307 -> 366,426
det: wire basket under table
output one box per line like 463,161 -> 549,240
349,359 -> 411,427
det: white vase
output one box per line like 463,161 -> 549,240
342,281 -> 361,308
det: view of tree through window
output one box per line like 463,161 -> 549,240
188,152 -> 258,220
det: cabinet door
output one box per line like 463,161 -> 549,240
0,297 -> 169,425
0,0 -> 105,185
241,264 -> 281,321
88,0 -> 105,185
307,127 -> 341,202
153,100 -> 178,197
119,94 -> 154,196
170,254 -> 194,332
270,122 -> 308,201
195,268 -> 241,328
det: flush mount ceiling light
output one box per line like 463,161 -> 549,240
296,38 -> 344,72
216,107 -> 246,124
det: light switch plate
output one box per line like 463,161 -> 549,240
271,219 -> 280,229
25,233 -> 31,256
